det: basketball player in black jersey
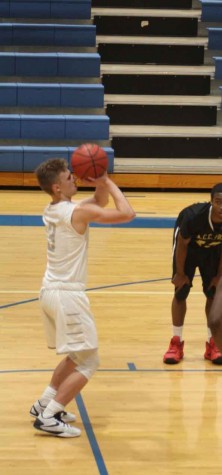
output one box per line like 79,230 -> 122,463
164,183 -> 222,365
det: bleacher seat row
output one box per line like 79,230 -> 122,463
0,1 -> 91,20
0,83 -> 104,108
0,146 -> 114,172
201,0 -> 222,21
0,23 -> 96,47
0,114 -> 109,140
0,53 -> 101,78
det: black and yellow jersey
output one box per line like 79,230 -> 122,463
176,202 -> 222,249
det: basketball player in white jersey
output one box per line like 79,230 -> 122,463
30,158 -> 135,438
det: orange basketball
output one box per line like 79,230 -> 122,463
71,143 -> 108,179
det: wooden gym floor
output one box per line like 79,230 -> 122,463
1,188 -> 222,475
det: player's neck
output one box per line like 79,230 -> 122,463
51,194 -> 72,204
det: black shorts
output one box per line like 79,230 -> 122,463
172,234 -> 221,297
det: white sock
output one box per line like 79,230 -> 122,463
173,325 -> 183,341
43,399 -> 65,418
39,385 -> 57,406
207,327 -> 212,343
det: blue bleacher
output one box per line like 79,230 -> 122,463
0,23 -> 96,47
202,2 -> 222,105
0,1 -> 91,20
208,28 -> 222,49
0,0 -> 114,178
213,56 -> 222,78
0,83 -> 104,108
0,146 -> 114,172
0,52 -> 100,77
201,1 -> 222,21
0,114 -> 109,140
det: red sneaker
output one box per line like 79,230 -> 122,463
204,337 -> 222,365
163,336 -> 184,364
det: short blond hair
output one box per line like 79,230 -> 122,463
35,158 -> 68,195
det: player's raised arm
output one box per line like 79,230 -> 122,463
72,175 -> 136,233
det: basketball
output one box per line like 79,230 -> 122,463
71,143 -> 108,180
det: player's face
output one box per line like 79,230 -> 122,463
57,169 -> 77,197
211,192 -> 222,221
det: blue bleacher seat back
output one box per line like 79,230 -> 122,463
60,84 -> 104,108
0,53 -> 15,75
0,3 -> 10,16
9,1 -> 91,20
18,84 -> 60,107
0,83 -> 17,106
201,1 -> 222,21
213,56 -> 222,78
0,24 -> 96,47
208,28 -> 222,49
0,53 -> 100,77
0,114 -> 20,139
0,115 -> 109,140
21,115 -> 66,140
0,146 -> 23,171
65,115 -> 110,140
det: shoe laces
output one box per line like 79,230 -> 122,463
168,341 -> 180,353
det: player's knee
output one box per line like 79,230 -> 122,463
69,349 -> 99,380
175,283 -> 190,301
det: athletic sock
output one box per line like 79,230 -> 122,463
173,325 -> 183,341
42,399 -> 65,418
207,327 -> 212,343
39,385 -> 57,406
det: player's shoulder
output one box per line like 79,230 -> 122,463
178,202 -> 210,221
44,200 -> 76,223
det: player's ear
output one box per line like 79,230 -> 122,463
51,182 -> 60,194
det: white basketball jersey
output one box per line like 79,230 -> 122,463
42,200 -> 89,288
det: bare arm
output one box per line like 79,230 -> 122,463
208,276 -> 222,352
172,232 -> 191,289
72,175 -> 136,234
78,174 -> 109,208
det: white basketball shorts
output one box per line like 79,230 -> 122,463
39,288 -> 98,354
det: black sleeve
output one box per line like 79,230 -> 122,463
179,216 -> 193,240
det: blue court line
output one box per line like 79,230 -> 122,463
86,277 -> 172,291
128,362 -> 137,371
0,214 -> 175,228
76,393 -> 109,475
0,367 -> 221,374
0,297 -> 38,309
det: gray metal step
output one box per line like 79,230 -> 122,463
97,35 -> 208,46
105,94 -> 221,107
114,157 -> 222,174
92,8 -> 201,18
110,124 -> 222,137
101,63 -> 215,76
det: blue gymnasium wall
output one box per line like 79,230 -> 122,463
0,0 -> 114,176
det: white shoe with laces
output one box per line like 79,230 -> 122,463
30,400 -> 76,423
33,412 -> 81,438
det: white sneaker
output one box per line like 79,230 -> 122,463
30,400 -> 76,423
33,412 -> 81,438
